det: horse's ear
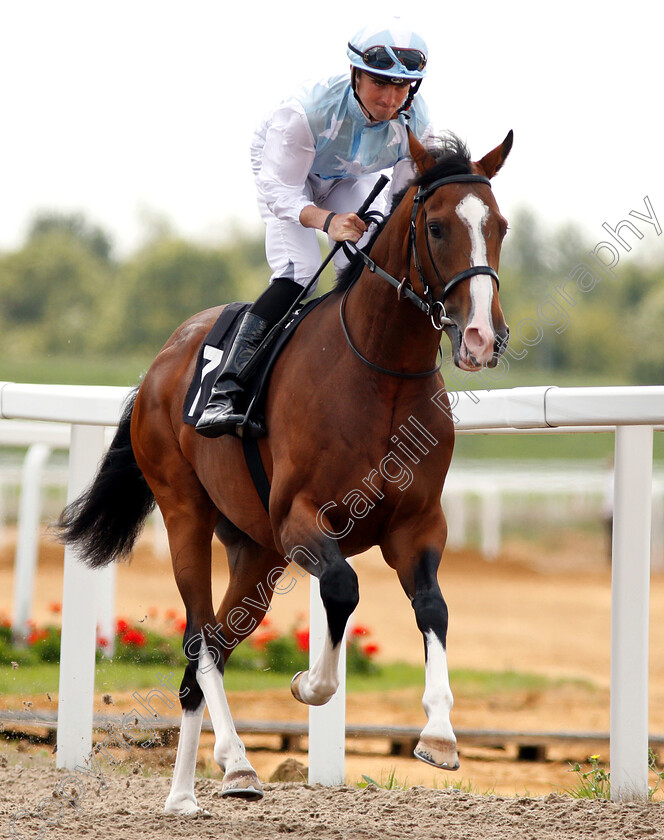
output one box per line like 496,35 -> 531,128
408,128 -> 437,174
476,130 -> 514,179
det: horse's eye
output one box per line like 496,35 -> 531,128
427,222 -> 443,239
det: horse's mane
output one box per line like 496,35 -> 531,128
334,132 -> 472,294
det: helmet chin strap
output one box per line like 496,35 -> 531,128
351,69 -> 421,123
399,78 -> 422,114
351,68 -> 380,122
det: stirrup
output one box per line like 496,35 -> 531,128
196,387 -> 266,439
196,389 -> 241,438
197,408 -> 266,439
236,412 -> 266,438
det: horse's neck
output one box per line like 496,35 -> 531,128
344,244 -> 440,376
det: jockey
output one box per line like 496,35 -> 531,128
196,19 -> 432,438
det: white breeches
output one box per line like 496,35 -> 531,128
257,173 -> 386,289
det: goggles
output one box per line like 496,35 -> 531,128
348,42 -> 427,73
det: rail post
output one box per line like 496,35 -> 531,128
610,424 -> 653,801
56,424 -> 107,770
11,443 -> 52,638
307,574 -> 347,785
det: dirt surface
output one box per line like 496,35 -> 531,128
3,528 -> 664,837
3,769 -> 664,840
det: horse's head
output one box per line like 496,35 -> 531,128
407,130 -> 513,371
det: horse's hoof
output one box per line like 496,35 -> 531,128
414,737 -> 460,771
221,769 -> 264,801
290,670 -> 335,706
164,796 -> 203,816
291,671 -> 306,704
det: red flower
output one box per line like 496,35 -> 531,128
116,618 -> 130,634
294,628 -> 310,652
259,616 -> 271,627
363,643 -> 380,657
351,625 -> 370,638
27,629 -> 49,645
120,628 -> 147,647
96,636 -> 110,649
165,609 -> 178,621
175,618 -> 187,633
148,606 -> 159,618
48,602 -> 62,614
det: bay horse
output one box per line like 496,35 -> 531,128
58,129 -> 512,813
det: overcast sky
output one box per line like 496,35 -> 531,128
1,0 -> 661,261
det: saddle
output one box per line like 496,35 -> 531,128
183,294 -> 330,511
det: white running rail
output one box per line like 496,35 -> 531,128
1,382 -> 663,802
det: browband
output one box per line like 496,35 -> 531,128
415,173 -> 491,202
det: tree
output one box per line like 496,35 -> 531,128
28,211 -> 114,263
105,236 -> 267,354
632,284 -> 664,383
0,229 -> 111,354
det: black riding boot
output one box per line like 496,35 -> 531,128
195,278 -> 302,439
195,311 -> 270,438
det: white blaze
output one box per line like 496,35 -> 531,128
455,194 -> 494,334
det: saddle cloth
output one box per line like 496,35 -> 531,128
183,293 -> 330,428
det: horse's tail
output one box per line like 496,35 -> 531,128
55,387 -> 156,568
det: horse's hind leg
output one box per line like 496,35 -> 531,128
165,665 -> 205,814
167,629 -> 262,813
154,486 -> 221,815
382,521 -> 460,772
136,456 -> 264,812
163,514 -> 269,811
203,527 -> 286,796
164,516 -> 276,809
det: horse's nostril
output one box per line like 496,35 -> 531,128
464,326 -> 492,352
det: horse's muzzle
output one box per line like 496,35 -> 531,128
444,323 -> 509,371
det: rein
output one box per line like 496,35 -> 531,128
339,172 -> 500,379
339,284 -> 443,378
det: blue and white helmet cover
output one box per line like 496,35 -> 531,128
347,18 -> 428,80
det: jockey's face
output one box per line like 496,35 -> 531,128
355,71 -> 410,121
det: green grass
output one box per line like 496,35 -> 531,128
1,662 -> 175,696
454,431 -> 622,462
564,755 -> 612,799
355,768 -> 497,794
359,769 -> 410,790
0,354 -> 153,386
0,660 -> 590,698
563,751 -> 664,800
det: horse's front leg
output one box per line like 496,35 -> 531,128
280,498 -> 359,706
411,549 -> 459,770
383,525 -> 460,771
290,558 -> 357,706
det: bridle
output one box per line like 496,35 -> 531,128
340,173 -> 501,378
409,173 -> 500,328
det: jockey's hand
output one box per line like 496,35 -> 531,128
326,212 -> 367,243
